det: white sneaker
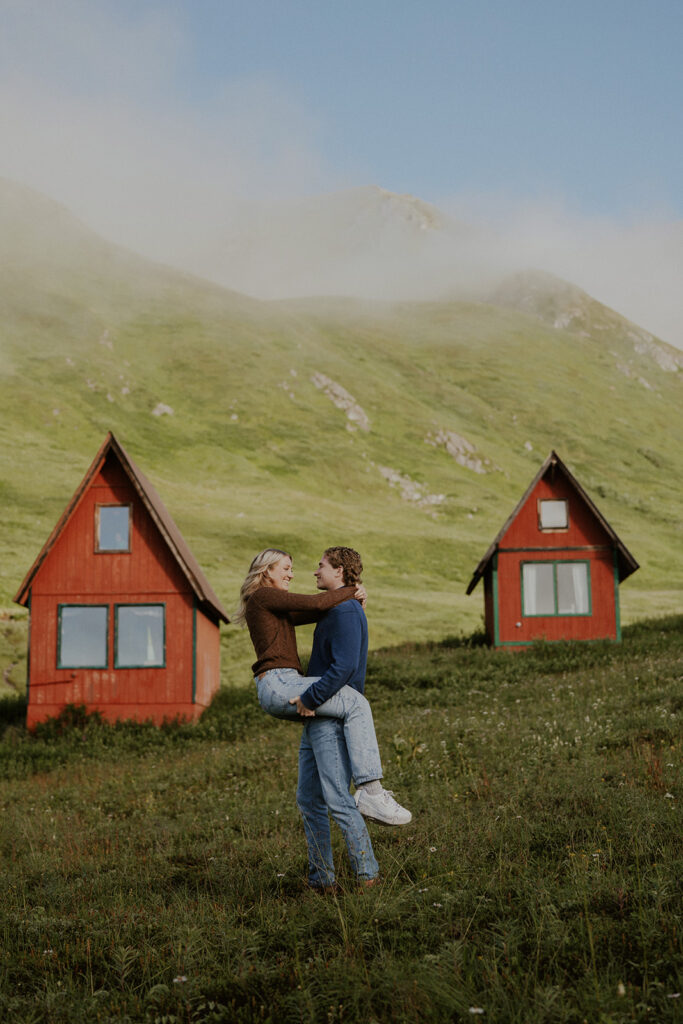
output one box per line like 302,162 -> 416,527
354,787 -> 412,826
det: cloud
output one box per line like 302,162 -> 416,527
0,0 -> 681,350
444,196 -> 683,349
0,0 -> 332,257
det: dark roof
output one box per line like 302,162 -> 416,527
14,432 -> 229,623
465,450 -> 639,595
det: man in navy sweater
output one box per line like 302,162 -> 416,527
293,546 -> 409,892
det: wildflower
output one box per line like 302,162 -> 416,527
173,976 -> 188,984
429,846 -> 437,853
432,902 -> 443,908
665,793 -> 674,799
617,982 -> 626,997
277,873 -> 285,877
469,1009 -> 485,1015
418,887 -> 428,893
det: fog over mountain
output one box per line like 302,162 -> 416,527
1,173 -> 682,353
140,185 -> 683,354
1,2 -> 681,352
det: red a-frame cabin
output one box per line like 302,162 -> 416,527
14,432 -> 229,728
466,451 -> 639,648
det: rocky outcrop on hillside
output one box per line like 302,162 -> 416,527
425,430 -> 490,474
311,372 -> 370,431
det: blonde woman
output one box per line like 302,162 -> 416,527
235,548 -> 411,826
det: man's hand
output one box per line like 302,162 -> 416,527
354,584 -> 367,608
289,695 -> 315,717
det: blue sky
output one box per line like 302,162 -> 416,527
173,0 -> 683,217
1,0 -> 682,344
2,0 -> 681,214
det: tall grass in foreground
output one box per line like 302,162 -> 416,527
0,617 -> 681,1023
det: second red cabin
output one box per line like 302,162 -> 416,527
466,451 -> 638,648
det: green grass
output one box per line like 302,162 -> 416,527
1,616 -> 681,1023
1,180 -> 683,686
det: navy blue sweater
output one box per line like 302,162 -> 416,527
299,599 -> 368,710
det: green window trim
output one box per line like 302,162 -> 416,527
57,603 -> 109,669
114,603 -> 166,669
521,560 -> 592,618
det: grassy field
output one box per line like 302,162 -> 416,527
1,616 -> 680,1023
2,179 -> 683,686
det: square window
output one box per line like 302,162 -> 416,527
58,605 -> 108,668
115,605 -> 165,668
539,499 -> 568,530
96,505 -> 131,552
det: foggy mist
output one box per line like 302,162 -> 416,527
1,1 -> 681,349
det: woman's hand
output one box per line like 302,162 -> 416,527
354,584 -> 367,608
289,695 -> 315,717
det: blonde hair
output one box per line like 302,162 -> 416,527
232,548 -> 291,625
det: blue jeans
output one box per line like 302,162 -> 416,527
297,717 -> 379,887
256,668 -> 382,785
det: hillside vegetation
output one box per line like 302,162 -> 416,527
1,179 -> 682,691
0,617 -> 681,1022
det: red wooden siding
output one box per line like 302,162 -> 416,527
32,459 -> 188,600
194,608 -> 222,709
494,549 -> 617,645
501,475 -> 610,550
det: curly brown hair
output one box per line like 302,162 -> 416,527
323,546 -> 363,586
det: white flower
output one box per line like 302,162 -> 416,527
432,902 -> 443,908
469,1009 -> 485,1015
665,793 -> 675,799
173,976 -> 188,984
429,846 -> 437,853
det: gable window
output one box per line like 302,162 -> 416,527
58,604 -> 109,668
522,561 -> 590,616
115,604 -> 165,668
538,499 -> 568,531
96,505 -> 131,552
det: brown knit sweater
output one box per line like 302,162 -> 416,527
245,586 -> 357,676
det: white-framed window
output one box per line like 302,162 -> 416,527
522,561 -> 591,617
95,504 -> 131,552
115,604 -> 165,668
57,604 -> 109,668
538,499 -> 569,531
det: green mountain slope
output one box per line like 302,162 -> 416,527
1,179 -> 681,689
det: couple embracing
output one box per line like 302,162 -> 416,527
234,546 -> 411,893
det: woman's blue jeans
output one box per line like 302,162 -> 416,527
297,718 -> 379,886
255,668 -> 382,785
